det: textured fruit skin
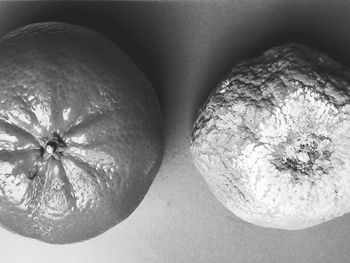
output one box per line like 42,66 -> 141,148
0,22 -> 164,243
191,44 -> 350,230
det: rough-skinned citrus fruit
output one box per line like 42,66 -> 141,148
0,22 -> 164,243
191,44 -> 350,230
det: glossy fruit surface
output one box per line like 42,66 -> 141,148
191,44 -> 350,230
0,22 -> 164,243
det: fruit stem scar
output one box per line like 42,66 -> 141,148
40,133 -> 67,162
297,152 -> 309,162
46,144 -> 54,154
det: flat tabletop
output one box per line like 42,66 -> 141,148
1,1 -> 350,262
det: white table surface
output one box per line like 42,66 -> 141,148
1,1 -> 350,262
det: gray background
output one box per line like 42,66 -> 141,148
1,1 -> 350,262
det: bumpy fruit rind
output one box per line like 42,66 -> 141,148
191,43 -> 350,230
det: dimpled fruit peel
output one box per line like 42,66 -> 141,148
0,22 -> 164,243
191,43 -> 350,230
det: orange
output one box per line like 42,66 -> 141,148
191,44 -> 350,230
0,22 -> 164,243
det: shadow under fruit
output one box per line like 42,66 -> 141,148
0,22 -> 164,244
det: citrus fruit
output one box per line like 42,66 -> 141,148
191,44 -> 350,230
0,22 -> 164,243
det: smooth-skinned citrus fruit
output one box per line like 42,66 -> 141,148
191,44 -> 350,230
0,22 -> 164,243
